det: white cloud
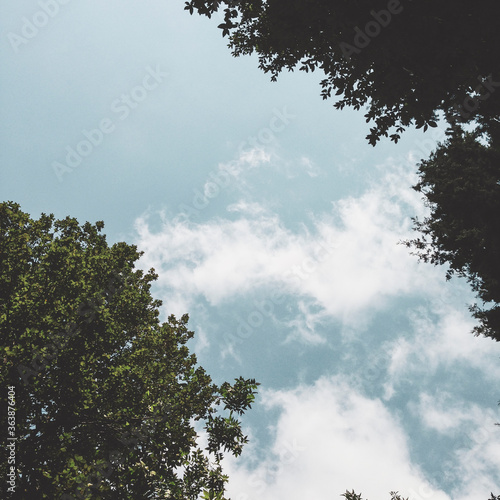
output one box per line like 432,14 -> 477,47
300,156 -> 322,177
416,392 -> 494,436
133,156 -> 500,395
223,376 -> 451,500
134,162 -> 443,333
205,148 -> 272,195
129,141 -> 500,500
227,200 -> 270,217
282,299 -> 328,345
412,392 -> 500,499
382,306 -> 500,399
134,212 -> 294,314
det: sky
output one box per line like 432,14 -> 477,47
1,1 -> 500,499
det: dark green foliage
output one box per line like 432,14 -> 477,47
342,491 -> 408,500
0,202 -> 258,499
185,0 -> 500,145
404,131 -> 500,340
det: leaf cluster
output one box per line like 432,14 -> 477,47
185,0 -> 500,145
404,131 -> 500,340
342,492 -> 408,500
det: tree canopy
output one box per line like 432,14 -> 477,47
186,0 -> 500,145
404,131 -> 500,341
0,201 -> 258,499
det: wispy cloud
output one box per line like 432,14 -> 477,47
413,391 -> 500,499
134,159 -> 441,336
382,305 -> 500,400
223,376 -> 452,500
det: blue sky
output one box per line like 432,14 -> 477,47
2,1 -> 500,498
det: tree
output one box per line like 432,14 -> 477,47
404,130 -> 500,341
185,0 -> 500,145
0,201 -> 259,499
